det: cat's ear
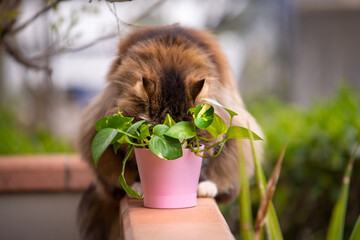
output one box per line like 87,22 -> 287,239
190,79 -> 205,100
142,77 -> 155,98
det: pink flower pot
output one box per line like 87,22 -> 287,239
134,147 -> 203,209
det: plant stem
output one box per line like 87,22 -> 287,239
202,140 -> 226,158
118,129 -> 139,139
126,141 -> 147,147
122,145 -> 134,175
198,139 -> 227,153
188,138 -> 196,147
190,140 -> 226,158
237,140 -> 254,240
229,115 -> 234,128
118,145 -> 142,199
198,136 -> 220,141
193,122 -> 200,152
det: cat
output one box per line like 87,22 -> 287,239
77,25 -> 263,240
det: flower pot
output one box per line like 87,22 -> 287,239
134,147 -> 203,209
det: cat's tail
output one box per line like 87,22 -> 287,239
77,183 -> 123,240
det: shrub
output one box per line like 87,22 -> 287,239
0,104 -> 73,154
245,84 -> 360,239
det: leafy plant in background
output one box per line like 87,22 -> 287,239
0,104 -> 73,154
237,133 -> 360,240
326,143 -> 359,240
91,98 -> 263,199
225,83 -> 360,239
237,127 -> 285,240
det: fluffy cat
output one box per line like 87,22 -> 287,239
77,25 -> 263,240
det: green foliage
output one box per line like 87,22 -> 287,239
163,113 -> 176,127
164,121 -> 196,139
326,144 -> 358,240
193,103 -> 214,129
238,140 -> 254,240
0,105 -> 73,154
227,126 -> 263,140
149,125 -> 182,160
245,84 -> 360,239
91,128 -> 118,167
91,99 -> 263,198
206,113 -> 228,137
119,145 -> 142,200
350,215 -> 360,240
248,127 -> 284,240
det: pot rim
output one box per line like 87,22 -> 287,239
134,144 -> 205,153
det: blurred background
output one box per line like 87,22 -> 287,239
0,0 -> 359,239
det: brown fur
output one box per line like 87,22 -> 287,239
77,25 -> 263,240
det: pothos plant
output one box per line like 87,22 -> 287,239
91,98 -> 263,199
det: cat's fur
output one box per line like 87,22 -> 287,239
77,25 -> 263,240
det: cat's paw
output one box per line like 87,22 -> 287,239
197,181 -> 218,198
128,182 -> 143,198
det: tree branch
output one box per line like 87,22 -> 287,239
10,0 -> 63,35
47,0 -> 167,55
3,39 -> 51,73
3,0 -> 166,72
64,32 -> 117,53
106,0 -> 133,2
134,0 -> 165,23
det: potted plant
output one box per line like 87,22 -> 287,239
91,98 -> 263,208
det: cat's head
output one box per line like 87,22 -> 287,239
107,27 -> 220,125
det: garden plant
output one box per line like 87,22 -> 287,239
91,98 -> 263,199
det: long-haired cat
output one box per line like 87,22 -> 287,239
77,25 -> 263,240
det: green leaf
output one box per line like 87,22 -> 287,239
91,128 -> 118,167
194,103 -> 214,129
267,204 -> 284,240
350,215 -> 360,240
94,117 -> 109,131
248,127 -> 283,240
149,135 -> 182,160
95,114 -> 133,145
113,142 -> 121,154
227,126 -> 263,141
139,124 -> 151,140
163,113 -> 176,127
224,108 -> 238,118
206,113 -> 228,137
117,135 -> 127,144
127,120 -> 146,136
118,145 -> 143,199
164,121 -> 196,139
108,114 -> 133,129
149,124 -> 182,160
95,114 -> 133,131
153,124 -> 170,136
237,140 -> 254,240
326,144 -> 359,240
188,107 -> 196,114
119,175 -> 142,199
202,98 -> 238,118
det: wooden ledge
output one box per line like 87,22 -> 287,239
120,197 -> 235,240
0,154 -> 93,192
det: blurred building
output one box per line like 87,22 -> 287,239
292,0 -> 360,105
